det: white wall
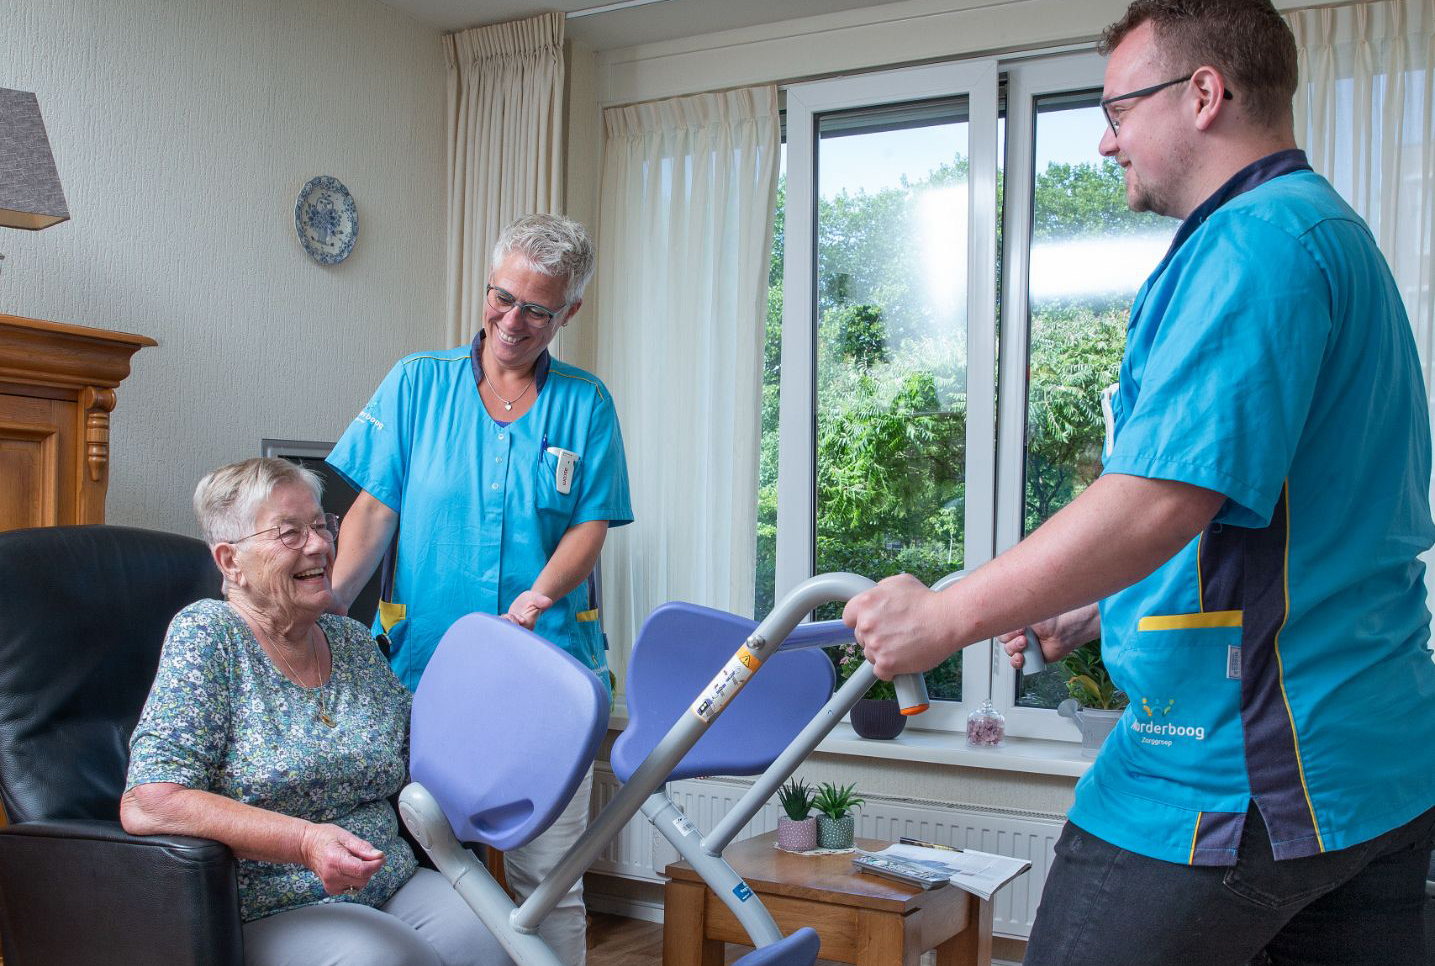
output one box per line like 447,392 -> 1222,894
1,0 -> 447,535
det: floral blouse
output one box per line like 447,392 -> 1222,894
126,599 -> 417,922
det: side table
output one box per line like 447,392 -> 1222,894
663,832 -> 992,966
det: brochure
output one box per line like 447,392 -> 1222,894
874,841 -> 1031,901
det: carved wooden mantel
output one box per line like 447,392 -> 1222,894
0,313 -> 156,531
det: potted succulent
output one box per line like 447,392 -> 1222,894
1057,640 -> 1129,758
775,777 -> 818,851
812,781 -> 865,850
834,640 -> 907,739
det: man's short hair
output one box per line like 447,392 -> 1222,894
1099,0 -> 1298,128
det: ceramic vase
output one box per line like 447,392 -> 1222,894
776,816 -> 817,851
850,697 -> 906,740
816,814 -> 855,850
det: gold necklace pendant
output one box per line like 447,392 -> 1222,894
318,709 -> 336,728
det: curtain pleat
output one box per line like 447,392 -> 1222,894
443,12 -> 565,346
595,86 -> 781,703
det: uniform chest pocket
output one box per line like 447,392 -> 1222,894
536,448 -> 581,518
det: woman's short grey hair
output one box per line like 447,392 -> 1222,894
194,457 -> 324,548
490,213 -> 596,306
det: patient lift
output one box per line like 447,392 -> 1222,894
399,572 -> 975,966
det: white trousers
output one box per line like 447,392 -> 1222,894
241,868 -> 512,966
500,767 -> 593,966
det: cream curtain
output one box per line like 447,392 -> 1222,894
1287,0 -> 1435,375
443,12 -> 565,346
595,86 -> 781,703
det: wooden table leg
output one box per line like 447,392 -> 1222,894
934,896 -> 993,966
663,879 -> 723,966
856,909 -> 919,966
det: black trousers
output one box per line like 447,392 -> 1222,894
1024,803 -> 1435,966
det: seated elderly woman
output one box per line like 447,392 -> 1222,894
121,457 -> 510,966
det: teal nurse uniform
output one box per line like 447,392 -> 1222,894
328,337 -> 633,694
1072,150 -> 1435,866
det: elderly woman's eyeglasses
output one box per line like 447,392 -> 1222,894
1100,74 -> 1234,134
486,284 -> 567,327
232,513 -> 340,550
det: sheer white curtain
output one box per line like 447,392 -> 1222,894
595,86 -> 781,701
1287,0 -> 1435,374
443,12 -> 565,346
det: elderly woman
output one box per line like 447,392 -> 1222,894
326,213 -> 633,966
121,458 -> 510,966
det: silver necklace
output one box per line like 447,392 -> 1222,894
271,626 -> 335,728
478,349 -> 534,412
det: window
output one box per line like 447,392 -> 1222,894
759,52 -> 1178,740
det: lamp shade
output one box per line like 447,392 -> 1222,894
0,89 -> 69,230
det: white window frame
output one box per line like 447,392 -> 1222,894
777,59 -> 1000,732
774,50 -> 1119,740
993,50 -> 1109,740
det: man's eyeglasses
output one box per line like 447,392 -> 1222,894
1100,74 -> 1234,134
232,513 -> 339,550
486,284 -> 568,328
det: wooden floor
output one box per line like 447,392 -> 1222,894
587,913 -> 845,966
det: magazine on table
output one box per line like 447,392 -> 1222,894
874,839 -> 1031,901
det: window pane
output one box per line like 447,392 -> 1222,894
755,147 -> 785,620
814,98 -> 970,703
1017,94 -> 1175,709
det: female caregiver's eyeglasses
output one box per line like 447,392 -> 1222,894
1100,74 -> 1233,134
232,513 -> 340,549
485,284 -> 568,327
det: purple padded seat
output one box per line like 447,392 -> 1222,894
733,928 -> 820,966
608,603 -> 836,785
409,613 -> 609,851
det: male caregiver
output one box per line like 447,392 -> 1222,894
844,2 -> 1435,963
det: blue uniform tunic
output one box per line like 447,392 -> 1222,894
1072,151 -> 1435,865
328,339 -> 633,693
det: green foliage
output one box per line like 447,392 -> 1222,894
777,777 -> 815,821
1061,640 -> 1129,710
812,781 -> 865,820
756,153 -> 1144,710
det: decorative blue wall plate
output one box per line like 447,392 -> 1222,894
295,176 -> 358,264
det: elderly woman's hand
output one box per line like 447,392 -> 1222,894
300,822 -> 386,895
503,589 -> 554,631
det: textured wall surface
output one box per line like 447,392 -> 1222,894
1,0 -> 447,535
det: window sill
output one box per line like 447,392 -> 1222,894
814,723 -> 1092,778
606,707 -> 1092,779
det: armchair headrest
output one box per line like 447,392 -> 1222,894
0,525 -> 221,823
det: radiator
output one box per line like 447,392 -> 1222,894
587,765 -> 1063,939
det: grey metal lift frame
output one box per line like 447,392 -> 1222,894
400,571 -> 929,966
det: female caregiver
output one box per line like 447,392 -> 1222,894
327,213 -> 632,966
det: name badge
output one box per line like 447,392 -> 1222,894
1227,645 -> 1242,680
547,446 -> 578,494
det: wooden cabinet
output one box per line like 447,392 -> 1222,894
0,313 -> 155,531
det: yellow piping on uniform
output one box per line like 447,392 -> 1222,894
1188,812 -> 1203,865
1197,530 -> 1206,613
1138,611 -> 1242,631
576,608 -> 600,622
1273,481 -> 1324,852
550,368 -> 606,402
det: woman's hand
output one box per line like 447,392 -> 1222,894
300,823 -> 386,895
997,603 -> 1100,670
503,589 -> 554,630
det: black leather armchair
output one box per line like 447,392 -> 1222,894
0,525 -> 242,966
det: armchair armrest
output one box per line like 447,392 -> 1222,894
0,819 -> 243,966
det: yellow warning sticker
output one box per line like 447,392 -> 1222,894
690,645 -> 763,722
